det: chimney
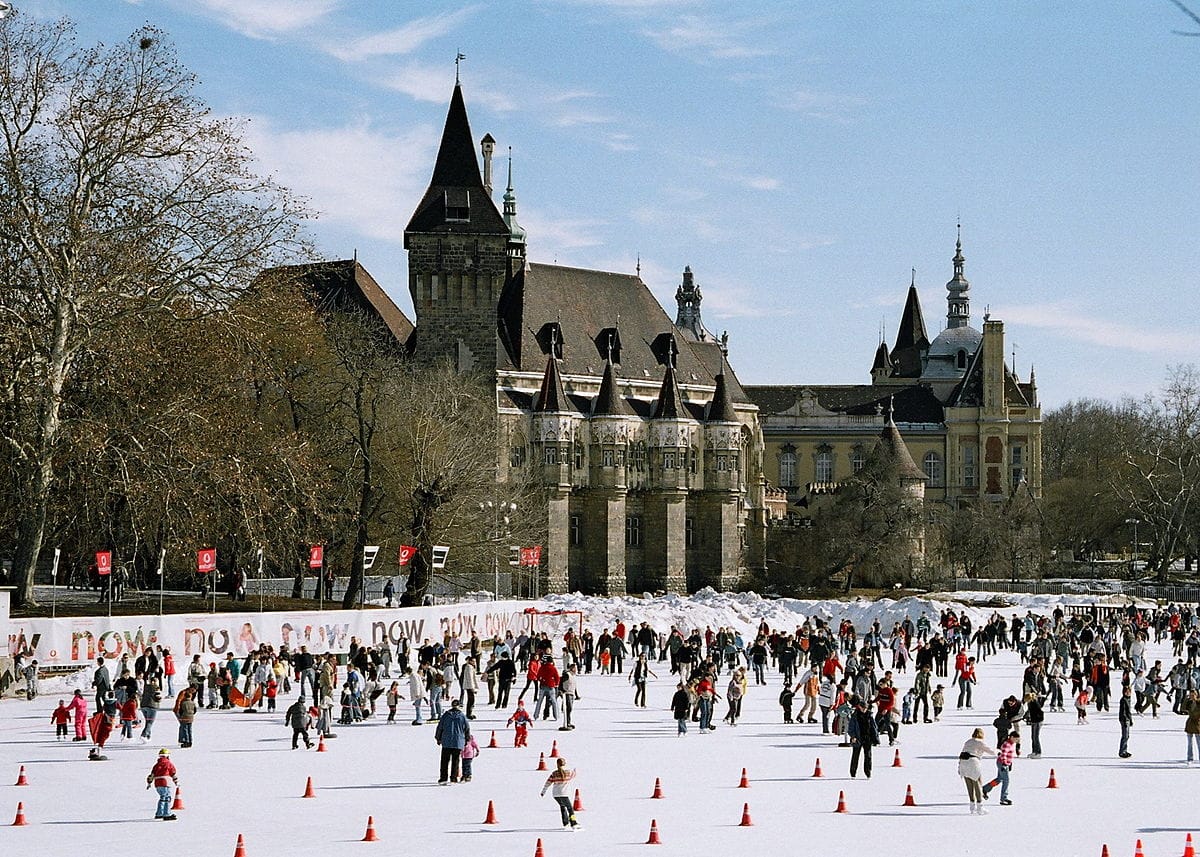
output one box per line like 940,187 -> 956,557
481,133 -> 496,196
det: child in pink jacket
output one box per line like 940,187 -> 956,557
461,733 -> 480,781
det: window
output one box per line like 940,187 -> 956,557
569,515 -> 582,547
690,446 -> 699,474
662,451 -> 676,470
956,349 -> 967,370
815,449 -> 833,483
962,444 -> 977,488
632,442 -> 646,471
574,444 -> 584,470
430,272 -> 440,301
602,448 -> 615,467
685,517 -> 695,548
923,451 -> 943,486
1011,445 -> 1024,490
625,515 -> 643,547
509,445 -> 526,468
780,450 -> 797,487
850,447 -> 866,474
444,189 -> 470,222
544,446 -> 558,466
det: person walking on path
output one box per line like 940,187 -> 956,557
671,682 -> 691,735
1118,684 -> 1134,758
434,698 -> 470,784
286,696 -> 314,749
982,732 -> 1017,805
1025,692 -> 1044,758
630,655 -> 657,708
956,656 -> 977,709
958,728 -> 997,815
92,657 -> 112,713
540,757 -> 579,830
507,699 -> 533,746
848,696 -> 880,778
147,748 -> 179,821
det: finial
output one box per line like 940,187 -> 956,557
911,267 -> 916,287
636,254 -> 641,277
956,219 -> 962,252
455,51 -> 466,84
888,395 -> 895,422
506,146 -> 513,191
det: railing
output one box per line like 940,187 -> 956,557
951,578 -> 1200,604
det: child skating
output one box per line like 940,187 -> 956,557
507,699 -> 533,746
540,757 -> 579,830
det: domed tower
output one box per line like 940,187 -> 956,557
530,337 -> 576,594
644,334 -> 695,593
698,369 -> 744,591
583,337 -> 635,594
922,227 -> 982,398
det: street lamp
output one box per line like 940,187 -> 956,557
1125,518 -> 1139,577
481,500 -> 518,601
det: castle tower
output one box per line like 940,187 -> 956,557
644,336 -> 693,593
531,346 -> 575,594
583,347 -> 634,594
698,369 -> 743,591
404,84 -> 510,372
946,225 -> 971,330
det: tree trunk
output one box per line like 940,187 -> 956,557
401,494 -> 437,607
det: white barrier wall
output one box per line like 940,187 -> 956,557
4,600 -> 539,666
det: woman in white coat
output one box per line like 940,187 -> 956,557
408,667 -> 429,725
958,727 -> 997,815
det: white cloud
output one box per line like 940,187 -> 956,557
643,13 -> 775,60
323,8 -> 477,62
781,90 -> 869,123
185,0 -> 340,39
241,115 -> 435,244
381,62 -> 516,113
999,302 -> 1200,357
521,209 -> 608,260
743,175 -> 780,191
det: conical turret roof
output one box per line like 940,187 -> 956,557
706,370 -> 738,423
592,357 -> 632,416
651,364 -> 686,420
876,415 -> 926,481
534,352 -> 568,413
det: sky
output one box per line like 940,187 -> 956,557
22,0 -> 1200,407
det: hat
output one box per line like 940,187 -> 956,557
159,748 -> 170,756
451,699 -> 461,708
298,696 -> 306,702
517,700 -> 525,707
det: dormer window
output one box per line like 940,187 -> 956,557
956,349 -> 967,369
444,189 -> 470,222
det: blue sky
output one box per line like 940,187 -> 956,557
32,0 -> 1200,406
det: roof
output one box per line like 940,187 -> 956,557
891,284 -> 929,378
498,262 -> 748,401
266,259 -> 415,348
404,84 -> 508,240
706,372 -> 738,423
651,365 -> 686,420
874,418 -> 928,481
871,341 -> 891,372
534,354 -> 568,413
744,383 -> 945,424
592,359 -> 633,417
945,345 -> 1030,409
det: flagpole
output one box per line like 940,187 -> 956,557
157,548 -> 165,616
257,547 -> 264,614
51,547 -> 60,621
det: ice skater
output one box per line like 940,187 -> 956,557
147,748 -> 179,820
958,727 -> 996,815
539,757 -> 579,830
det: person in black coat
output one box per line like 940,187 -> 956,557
671,682 -> 691,735
485,652 -> 517,709
847,696 -> 880,778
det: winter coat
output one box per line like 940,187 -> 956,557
671,689 -> 691,719
408,671 -> 428,702
957,737 -> 996,780
434,708 -> 470,750
847,708 -> 879,746
148,756 -> 178,788
459,661 -> 479,692
462,735 -> 480,760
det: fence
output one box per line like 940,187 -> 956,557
952,578 -> 1200,604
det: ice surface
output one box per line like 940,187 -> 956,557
1,592 -> 1191,856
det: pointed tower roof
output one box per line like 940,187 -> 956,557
945,224 -> 971,330
894,278 -> 929,351
592,355 -> 632,416
502,148 -> 527,246
534,351 -> 568,413
877,413 -> 927,481
706,370 -> 738,423
872,340 -> 891,373
404,84 -> 508,240
651,363 -> 686,420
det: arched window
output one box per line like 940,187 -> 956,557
850,446 -> 866,473
923,451 -> 943,486
815,449 -> 834,483
956,349 -> 968,369
780,449 -> 797,488
962,443 -> 977,488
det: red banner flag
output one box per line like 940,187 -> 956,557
398,545 -> 417,567
96,551 -> 112,576
197,548 -> 217,574
520,546 -> 542,567
309,545 -> 324,569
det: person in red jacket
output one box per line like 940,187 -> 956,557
119,695 -> 139,740
147,748 -> 179,820
875,677 -> 899,745
536,657 -> 561,721
518,657 -> 541,702
51,699 -> 70,740
506,699 -> 533,746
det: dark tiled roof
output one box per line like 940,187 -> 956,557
706,372 -> 738,423
266,259 -> 415,349
744,383 -> 945,424
891,284 -> 929,378
945,347 -> 1030,408
592,359 -> 633,416
404,84 -> 508,240
651,365 -> 686,419
534,354 -> 568,412
872,341 -> 891,372
499,263 -> 748,401
875,419 -> 927,480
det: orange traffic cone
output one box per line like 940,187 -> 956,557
488,730 -> 498,749
892,749 -> 903,767
483,800 -> 498,825
1135,839 -> 1145,857
739,803 -> 753,826
651,777 -> 664,799
646,819 -> 662,845
12,802 -> 27,826
172,786 -> 186,810
902,784 -> 916,807
537,752 -> 548,771
550,740 -> 559,758
738,767 -> 750,788
302,777 -> 316,799
573,788 -> 584,811
15,766 -> 28,786
834,790 -> 848,813
233,834 -> 247,857
316,735 -> 326,753
1047,768 -> 1058,788
812,758 -> 823,777
534,838 -> 546,857
362,816 -> 379,842
1100,846 -> 1109,857
1184,832 -> 1196,857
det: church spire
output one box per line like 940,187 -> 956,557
503,147 -> 527,258
674,266 -> 715,341
945,223 -> 971,330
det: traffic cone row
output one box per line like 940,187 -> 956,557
812,758 -> 823,778
549,740 -> 559,758
1047,768 -> 1058,788
646,818 -> 662,845
902,784 -> 916,807
172,787 -> 186,810
362,816 -> 378,842
738,767 -> 750,788
834,790 -> 848,813
573,789 -> 584,811
537,752 -> 548,771
233,834 -> 247,857
15,766 -> 28,786
302,777 -> 316,799
534,838 -> 545,857
483,800 -> 498,825
739,802 -> 753,826
488,730 -> 498,749
1185,832 -> 1196,857
12,802 -> 27,826
316,736 -> 326,753
651,777 -> 664,799
1135,839 -> 1144,857
892,749 -> 902,767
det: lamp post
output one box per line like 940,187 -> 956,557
1125,518 -> 1139,577
257,547 -> 265,613
481,500 -> 517,601
157,548 -> 165,616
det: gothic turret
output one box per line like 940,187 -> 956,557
502,149 -> 526,270
946,225 -> 971,330
531,348 -> 576,490
674,266 -> 716,342
871,340 -> 892,383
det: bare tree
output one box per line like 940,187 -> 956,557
0,18 -> 306,605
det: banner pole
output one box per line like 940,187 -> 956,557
157,548 -> 165,616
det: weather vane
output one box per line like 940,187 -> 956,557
455,51 -> 466,84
